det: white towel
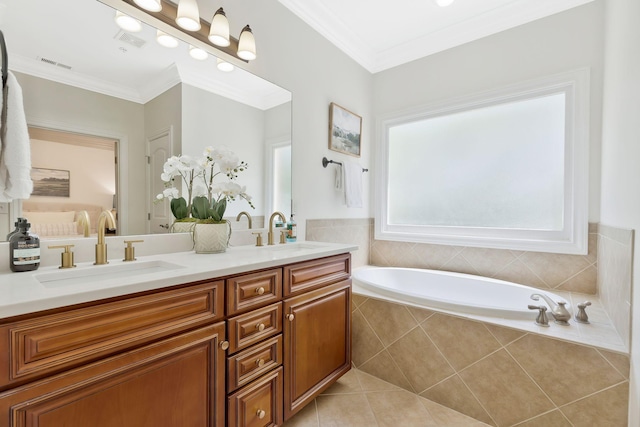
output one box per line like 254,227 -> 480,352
343,159 -> 363,208
334,164 -> 343,191
0,71 -> 33,202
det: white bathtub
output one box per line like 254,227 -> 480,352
352,267 -> 570,320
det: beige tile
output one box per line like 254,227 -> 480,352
420,375 -> 494,426
359,350 -> 413,392
492,258 -> 549,290
484,324 -> 527,346
506,334 -> 625,406
387,327 -> 455,393
355,369 -> 401,392
320,368 -> 361,395
586,232 -> 598,264
351,293 -> 368,309
351,309 -> 384,366
421,398 -> 493,427
359,298 -> 418,346
513,410 -> 572,426
520,251 -> 590,287
458,247 -> 517,277
283,400 -> 319,427
459,349 -> 554,426
556,265 -> 597,294
406,305 -> 435,323
422,314 -> 501,371
366,390 -> 436,427
441,254 -> 479,276
598,349 -> 630,379
561,382 -> 629,427
411,243 -> 465,270
316,394 -> 378,427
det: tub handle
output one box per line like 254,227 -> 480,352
528,305 -> 550,327
574,301 -> 592,324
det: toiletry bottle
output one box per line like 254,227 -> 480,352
9,220 -> 40,272
6,217 -> 27,241
286,214 -> 297,242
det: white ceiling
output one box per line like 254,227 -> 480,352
0,0 -> 593,104
278,0 -> 594,72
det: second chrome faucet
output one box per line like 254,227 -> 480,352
530,293 -> 571,325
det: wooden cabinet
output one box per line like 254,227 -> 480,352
0,252 -> 352,427
0,323 -> 227,427
283,280 -> 351,420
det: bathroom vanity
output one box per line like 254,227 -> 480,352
0,242 -> 355,427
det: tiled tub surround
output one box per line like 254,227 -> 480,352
352,294 -> 630,427
306,219 -> 372,268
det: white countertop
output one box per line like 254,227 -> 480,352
0,241 -> 358,319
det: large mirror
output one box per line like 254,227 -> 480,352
0,0 -> 292,240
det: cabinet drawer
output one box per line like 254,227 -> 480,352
226,269 -> 282,316
227,366 -> 283,427
283,253 -> 351,296
227,303 -> 282,354
0,280 -> 224,388
227,335 -> 282,392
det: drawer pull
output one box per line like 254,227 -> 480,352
256,358 -> 265,367
256,323 -> 266,332
286,313 -> 295,321
257,409 -> 266,419
219,340 -> 230,351
255,286 -> 266,295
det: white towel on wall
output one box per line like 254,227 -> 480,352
0,71 -> 33,202
334,164 -> 343,191
343,159 -> 363,208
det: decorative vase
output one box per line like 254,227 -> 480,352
170,221 -> 196,234
194,222 -> 230,254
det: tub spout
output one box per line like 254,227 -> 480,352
530,293 -> 571,325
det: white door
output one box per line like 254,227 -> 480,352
147,129 -> 172,234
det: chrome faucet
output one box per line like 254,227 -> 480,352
530,293 -> 571,325
236,211 -> 253,229
76,210 -> 91,237
267,211 -> 286,245
95,210 -> 116,265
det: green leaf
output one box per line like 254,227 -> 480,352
191,196 -> 210,220
170,197 -> 188,220
211,198 -> 227,222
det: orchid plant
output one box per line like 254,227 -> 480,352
156,146 -> 254,224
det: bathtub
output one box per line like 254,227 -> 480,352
352,266 -> 569,320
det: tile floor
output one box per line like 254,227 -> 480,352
283,368 -> 490,427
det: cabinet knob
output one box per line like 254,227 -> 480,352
256,323 -> 266,332
286,313 -> 295,321
255,286 -> 265,295
256,409 -> 266,420
255,358 -> 265,367
219,340 -> 229,351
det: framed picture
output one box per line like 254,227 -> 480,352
30,168 -> 70,197
329,102 -> 362,157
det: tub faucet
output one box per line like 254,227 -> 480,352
530,293 -> 571,325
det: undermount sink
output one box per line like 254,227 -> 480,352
34,260 -> 186,288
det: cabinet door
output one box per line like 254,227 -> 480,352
283,280 -> 351,420
0,323 -> 227,427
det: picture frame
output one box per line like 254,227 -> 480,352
30,168 -> 70,197
329,102 -> 362,157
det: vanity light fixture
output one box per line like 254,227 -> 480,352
176,0 -> 201,31
208,8 -> 230,47
436,0 -> 455,7
189,45 -> 208,60
216,58 -> 234,72
237,25 -> 256,61
115,11 -> 142,32
114,0 -> 257,62
133,0 -> 162,12
156,29 -> 178,48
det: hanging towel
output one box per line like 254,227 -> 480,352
343,159 -> 363,208
0,71 -> 33,202
334,164 -> 343,191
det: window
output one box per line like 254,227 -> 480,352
376,69 -> 589,254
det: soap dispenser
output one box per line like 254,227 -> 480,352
9,220 -> 40,272
286,214 -> 297,242
6,217 -> 27,241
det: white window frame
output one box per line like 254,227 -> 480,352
375,69 -> 590,254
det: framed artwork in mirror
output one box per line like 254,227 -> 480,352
30,168 -> 70,197
329,102 -> 362,157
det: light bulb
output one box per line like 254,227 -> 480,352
115,11 -> 142,33
157,30 -> 178,48
133,0 -> 162,12
237,25 -> 256,61
189,45 -> 208,60
176,0 -> 201,31
208,8 -> 230,47
217,58 -> 234,72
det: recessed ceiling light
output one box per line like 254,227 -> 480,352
216,58 -> 234,72
115,11 -> 142,33
189,45 -> 208,60
157,30 -> 179,48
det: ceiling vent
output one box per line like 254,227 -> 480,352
114,30 -> 146,49
37,57 -> 72,70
